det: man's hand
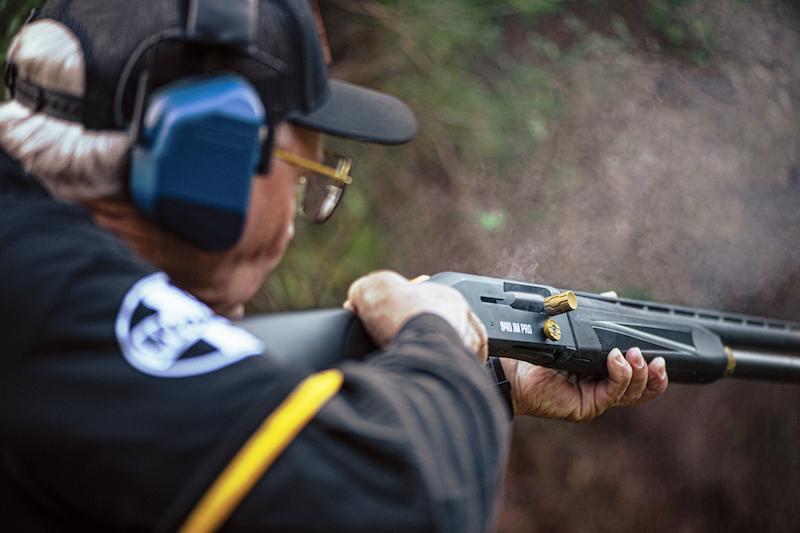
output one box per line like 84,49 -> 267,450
502,348 -> 668,421
345,271 -> 488,361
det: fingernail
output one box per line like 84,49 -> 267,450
630,348 -> 645,368
656,358 -> 667,380
613,349 -> 626,367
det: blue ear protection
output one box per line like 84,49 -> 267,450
130,75 -> 266,251
124,0 -> 278,251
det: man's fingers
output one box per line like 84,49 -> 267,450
594,348 -> 633,413
638,357 -> 668,403
344,271 -> 487,361
620,347 -> 648,404
346,270 -> 407,310
466,309 -> 488,362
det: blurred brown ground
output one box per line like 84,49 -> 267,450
313,1 -> 800,531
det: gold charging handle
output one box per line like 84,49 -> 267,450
543,319 -> 562,341
544,291 -> 577,316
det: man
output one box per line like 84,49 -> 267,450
0,0 -> 668,531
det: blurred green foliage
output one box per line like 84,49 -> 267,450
646,0 -> 714,63
477,209 -> 507,233
0,0 -> 41,63
369,0 -> 565,171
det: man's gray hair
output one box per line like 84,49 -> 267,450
0,19 -> 132,201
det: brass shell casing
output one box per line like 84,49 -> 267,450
544,291 -> 578,316
543,319 -> 562,341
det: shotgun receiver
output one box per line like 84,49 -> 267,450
241,272 -> 800,383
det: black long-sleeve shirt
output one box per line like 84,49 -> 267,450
0,149 -> 510,532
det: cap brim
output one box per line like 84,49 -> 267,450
289,80 -> 417,145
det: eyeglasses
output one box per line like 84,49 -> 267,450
273,148 -> 353,224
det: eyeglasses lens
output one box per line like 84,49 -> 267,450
298,153 -> 349,224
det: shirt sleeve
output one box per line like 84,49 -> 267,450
176,314 -> 511,533
0,203 -> 510,533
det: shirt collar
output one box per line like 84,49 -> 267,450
0,148 -> 50,196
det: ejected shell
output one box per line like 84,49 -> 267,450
544,291 -> 578,316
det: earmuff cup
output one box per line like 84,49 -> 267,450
130,75 -> 266,251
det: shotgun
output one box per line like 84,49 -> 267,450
241,272 -> 800,383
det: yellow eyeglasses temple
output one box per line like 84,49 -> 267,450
273,148 -> 353,185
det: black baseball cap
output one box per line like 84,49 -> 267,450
18,0 -> 416,144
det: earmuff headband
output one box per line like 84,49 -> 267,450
186,0 -> 258,50
3,61 -> 84,122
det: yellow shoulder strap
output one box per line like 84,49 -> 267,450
179,369 -> 344,533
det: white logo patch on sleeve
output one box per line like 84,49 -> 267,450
116,272 -> 265,377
